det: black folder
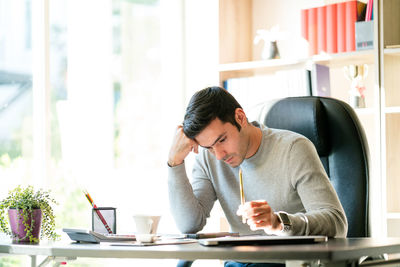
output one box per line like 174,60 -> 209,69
198,235 -> 328,246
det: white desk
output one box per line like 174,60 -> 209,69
1,238 -> 400,267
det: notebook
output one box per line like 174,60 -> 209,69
198,235 -> 328,246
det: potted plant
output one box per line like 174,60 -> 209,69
0,185 -> 60,243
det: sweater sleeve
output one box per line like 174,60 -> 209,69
287,138 -> 348,237
168,155 -> 217,234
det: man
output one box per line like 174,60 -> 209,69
168,86 -> 347,267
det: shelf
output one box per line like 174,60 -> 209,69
384,107 -> 400,114
218,50 -> 375,81
387,213 -> 400,219
218,58 -> 306,74
384,47 -> 400,55
312,50 -> 374,67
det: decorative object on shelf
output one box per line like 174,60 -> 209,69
0,185 -> 60,243
311,64 -> 331,97
254,25 -> 286,60
355,20 -> 374,51
343,64 -> 368,109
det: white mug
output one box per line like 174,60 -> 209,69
133,215 -> 161,242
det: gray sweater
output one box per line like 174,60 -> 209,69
168,124 -> 348,237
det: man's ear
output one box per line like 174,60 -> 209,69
235,108 -> 247,127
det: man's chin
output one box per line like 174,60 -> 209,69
223,156 -> 243,167
226,160 -> 240,168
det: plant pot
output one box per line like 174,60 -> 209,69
8,208 -> 42,243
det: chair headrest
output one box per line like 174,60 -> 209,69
264,97 -> 330,156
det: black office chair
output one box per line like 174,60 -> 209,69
264,96 -> 369,237
177,96 -> 370,267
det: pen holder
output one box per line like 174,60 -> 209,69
92,207 -> 116,234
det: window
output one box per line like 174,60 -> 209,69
0,0 -> 184,266
0,0 -> 33,197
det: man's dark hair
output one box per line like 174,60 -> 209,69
183,86 -> 242,139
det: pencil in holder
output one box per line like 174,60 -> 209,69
92,207 -> 116,234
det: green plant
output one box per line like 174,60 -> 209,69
0,185 -> 60,243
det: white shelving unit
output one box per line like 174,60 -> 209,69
215,0 -> 400,237
379,0 -> 400,237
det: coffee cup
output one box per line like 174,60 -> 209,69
132,215 -> 161,243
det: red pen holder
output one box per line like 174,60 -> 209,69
92,207 -> 116,234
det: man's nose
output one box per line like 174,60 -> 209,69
214,147 -> 226,161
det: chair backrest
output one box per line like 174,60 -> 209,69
263,96 -> 369,237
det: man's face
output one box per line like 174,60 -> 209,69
195,117 -> 247,168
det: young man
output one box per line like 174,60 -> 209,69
168,87 -> 347,266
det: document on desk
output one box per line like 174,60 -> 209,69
163,232 -> 239,239
108,232 -> 239,246
198,235 -> 328,246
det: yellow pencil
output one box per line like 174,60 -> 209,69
239,168 -> 246,223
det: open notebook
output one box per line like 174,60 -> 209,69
198,235 -> 328,246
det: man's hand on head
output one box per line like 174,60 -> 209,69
236,200 -> 283,233
168,125 -> 199,167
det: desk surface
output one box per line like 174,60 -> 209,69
1,238 -> 400,263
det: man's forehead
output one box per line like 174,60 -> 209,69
196,131 -> 226,148
195,119 -> 229,147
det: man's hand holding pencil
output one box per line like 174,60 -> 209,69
237,200 -> 283,233
236,169 -> 283,234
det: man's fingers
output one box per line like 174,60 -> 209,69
168,125 -> 197,166
247,212 -> 274,229
247,200 -> 268,207
248,218 -> 269,230
239,200 -> 276,231
238,200 -> 272,225
243,204 -> 271,217
249,206 -> 271,215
